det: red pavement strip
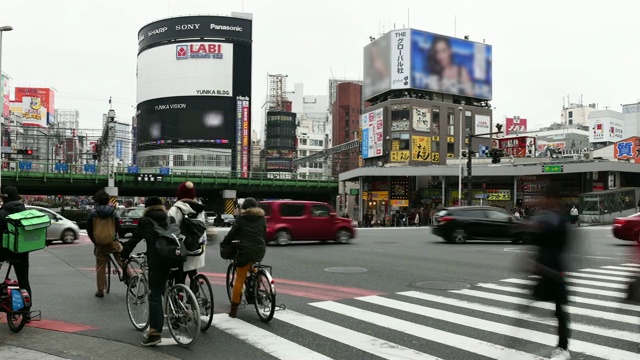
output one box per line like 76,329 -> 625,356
0,318 -> 97,332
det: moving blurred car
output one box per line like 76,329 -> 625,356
259,200 -> 355,245
612,213 -> 640,242
432,206 -> 529,244
26,205 -> 80,244
118,207 -> 145,238
204,211 -> 218,242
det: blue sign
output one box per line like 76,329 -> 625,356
115,140 -> 123,159
84,164 -> 97,173
361,128 -> 369,159
11,289 -> 24,311
128,166 -> 140,174
18,161 -> 32,170
159,167 -> 171,175
54,163 -> 69,172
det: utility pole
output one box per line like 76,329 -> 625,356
465,123 -> 503,205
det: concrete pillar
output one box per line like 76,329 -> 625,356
222,189 -> 237,215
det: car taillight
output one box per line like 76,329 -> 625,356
439,216 -> 454,223
133,219 -> 139,225
119,219 -> 123,225
613,219 -> 626,228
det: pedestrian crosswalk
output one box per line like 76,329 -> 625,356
209,262 -> 640,359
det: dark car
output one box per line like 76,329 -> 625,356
613,213 -> 640,242
118,207 -> 145,238
217,214 -> 236,227
432,206 -> 528,244
260,200 -> 356,245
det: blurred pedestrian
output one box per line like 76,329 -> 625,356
570,205 -> 579,227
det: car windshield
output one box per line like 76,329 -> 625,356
122,208 -> 144,218
436,210 -> 449,217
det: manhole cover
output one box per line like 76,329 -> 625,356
325,267 -> 368,273
411,281 -> 470,290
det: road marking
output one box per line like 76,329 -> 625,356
603,266 -> 640,272
311,301 -> 546,360
581,268 -> 638,276
15,319 -> 97,333
562,272 -> 633,282
212,314 -> 332,360
502,248 -> 631,260
357,294 -> 637,360
455,287 -> 637,324
620,263 -> 640,267
276,310 -> 438,360
501,277 -> 628,290
398,291 -> 639,343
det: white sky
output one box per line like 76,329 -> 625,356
2,0 -> 638,133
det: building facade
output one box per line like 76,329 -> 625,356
331,82 -> 362,177
264,110 -> 296,175
561,102 -> 598,126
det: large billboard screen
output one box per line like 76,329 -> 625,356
136,96 -> 235,149
137,42 -> 233,103
615,137 -> 640,163
14,87 -> 56,126
362,29 -> 493,101
361,108 -> 384,159
590,116 -> 625,143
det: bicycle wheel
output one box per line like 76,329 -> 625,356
125,257 -> 143,277
191,274 -> 214,332
166,284 -> 201,347
253,270 -> 276,323
225,263 -> 236,302
7,311 -> 27,333
126,274 -> 150,331
105,258 -> 111,294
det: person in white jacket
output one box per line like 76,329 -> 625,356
169,181 -> 207,284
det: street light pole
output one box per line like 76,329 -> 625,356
457,103 -> 464,205
0,25 -> 14,193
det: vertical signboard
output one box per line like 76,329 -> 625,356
1,74 -> 9,119
411,135 -> 432,161
390,29 -> 411,90
505,116 -> 527,136
235,97 -> 242,173
241,98 -> 250,177
412,107 -> 430,132
474,114 -> 490,137
115,140 -> 123,159
360,108 -> 384,159
131,116 -> 137,164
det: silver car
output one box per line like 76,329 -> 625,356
26,205 -> 80,244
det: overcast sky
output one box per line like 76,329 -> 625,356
2,0 -> 638,134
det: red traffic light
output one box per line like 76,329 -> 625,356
26,149 -> 33,155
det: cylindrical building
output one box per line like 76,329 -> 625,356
135,15 -> 252,175
265,110 -> 296,174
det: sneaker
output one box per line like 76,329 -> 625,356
550,348 -> 570,360
141,334 -> 161,347
95,291 -> 104,298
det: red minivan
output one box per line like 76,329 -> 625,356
259,200 -> 356,245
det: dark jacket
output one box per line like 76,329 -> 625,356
0,200 -> 26,232
86,205 -> 121,244
121,205 -> 168,269
222,207 -> 267,267
532,209 -> 570,274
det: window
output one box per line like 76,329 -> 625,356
447,142 -> 454,154
432,108 -> 440,134
465,111 -> 472,136
391,133 -> 410,150
311,204 -> 331,217
463,210 -> 486,218
486,210 -> 510,221
300,139 -> 307,145
568,111 -> 573,118
279,203 -> 306,217
448,109 -> 455,136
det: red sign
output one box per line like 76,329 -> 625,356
505,117 -> 527,136
498,136 -> 536,158
614,136 -> 640,164
14,87 -> 56,126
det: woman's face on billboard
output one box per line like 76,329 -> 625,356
434,40 -> 452,67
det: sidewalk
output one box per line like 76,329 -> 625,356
0,327 -> 181,360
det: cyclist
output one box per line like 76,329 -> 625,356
168,181 -> 206,285
0,186 -> 32,321
220,197 -> 266,318
121,196 -> 170,347
86,190 -> 127,298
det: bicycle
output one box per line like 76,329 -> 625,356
105,245 -> 143,294
225,259 -> 276,322
0,260 -> 40,333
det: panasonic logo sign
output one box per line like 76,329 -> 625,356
210,24 -> 243,32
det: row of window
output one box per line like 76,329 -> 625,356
277,203 -> 331,217
266,127 -> 296,137
137,154 -> 232,168
265,138 -> 295,148
391,107 -> 474,137
299,139 -> 324,147
298,162 -> 324,169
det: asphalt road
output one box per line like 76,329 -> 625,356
1,226 -> 638,360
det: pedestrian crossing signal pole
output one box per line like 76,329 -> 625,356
466,124 -> 503,206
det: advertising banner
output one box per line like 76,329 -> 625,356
410,30 -> 492,100
390,29 -> 411,90
499,136 -> 536,158
360,108 -> 384,159
235,98 -> 242,173
412,107 -> 430,132
137,42 -> 234,103
590,117 -> 625,143
505,116 -> 527,136
266,149 -> 295,158
363,32 -> 391,100
266,159 -> 292,171
537,141 -> 565,152
136,96 -> 235,149
115,140 -> 123,159
474,114 -> 490,137
14,87 -> 55,127
411,135 -> 431,161
614,137 -> 640,163
1,74 -> 9,119
241,98 -> 249,177
390,150 -> 409,162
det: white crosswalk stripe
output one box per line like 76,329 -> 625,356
210,261 -> 640,359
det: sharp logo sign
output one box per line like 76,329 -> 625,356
176,44 -> 224,60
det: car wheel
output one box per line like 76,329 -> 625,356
275,230 -> 291,245
451,229 -> 467,244
336,229 -> 351,244
61,230 -> 76,244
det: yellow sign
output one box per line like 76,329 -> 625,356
432,136 -> 440,141
363,191 -> 389,201
358,155 -> 363,167
392,140 -> 400,151
487,190 -> 511,201
390,150 -> 410,162
431,152 -> 440,163
465,138 -> 469,144
447,136 -> 455,143
411,136 -> 431,161
390,199 -> 409,207
447,153 -> 455,158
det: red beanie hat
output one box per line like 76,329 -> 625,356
177,181 -> 196,200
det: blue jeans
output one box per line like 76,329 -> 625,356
148,267 -> 169,335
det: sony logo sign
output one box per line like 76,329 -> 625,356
176,24 -> 200,30
210,24 -> 243,31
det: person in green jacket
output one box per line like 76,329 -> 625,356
220,197 -> 266,318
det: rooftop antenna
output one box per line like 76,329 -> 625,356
109,96 -> 113,110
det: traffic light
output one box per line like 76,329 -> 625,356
16,149 -> 33,155
488,148 -> 504,164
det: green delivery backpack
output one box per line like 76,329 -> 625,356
2,209 -> 51,253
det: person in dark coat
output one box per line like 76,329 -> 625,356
220,197 -> 266,318
121,196 -> 169,347
0,186 -> 31,320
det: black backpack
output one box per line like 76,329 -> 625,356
176,208 -> 207,256
149,217 -> 187,267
